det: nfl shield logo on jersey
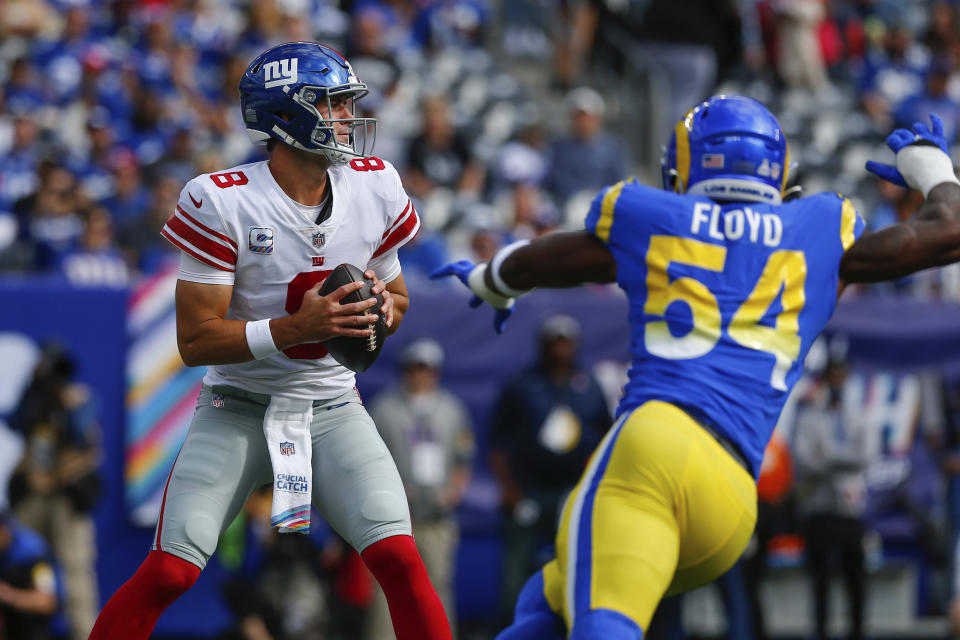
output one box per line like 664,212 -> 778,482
280,441 -> 295,456
249,227 -> 275,254
212,394 -> 225,408
312,232 -> 325,247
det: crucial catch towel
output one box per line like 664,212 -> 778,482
263,396 -> 313,533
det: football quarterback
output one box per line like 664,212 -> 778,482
91,41 -> 449,640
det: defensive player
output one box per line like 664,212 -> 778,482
90,42 -> 451,640
434,96 -> 960,639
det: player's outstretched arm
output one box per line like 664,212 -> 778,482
175,279 -> 378,366
841,113 -> 960,285
840,183 -> 960,284
430,231 -> 615,333
495,230 -> 617,290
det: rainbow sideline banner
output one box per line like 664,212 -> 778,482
125,266 -> 205,527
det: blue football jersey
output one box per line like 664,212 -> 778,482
585,180 -> 865,477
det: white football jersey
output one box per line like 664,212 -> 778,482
161,157 -> 420,399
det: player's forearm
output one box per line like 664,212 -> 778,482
840,183 -> 960,283
178,317 -> 254,366
496,231 -> 617,291
918,181 -> 960,220
178,315 -> 307,366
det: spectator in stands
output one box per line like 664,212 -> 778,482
125,87 -> 170,165
922,2 -> 959,60
219,486 -> 334,640
866,176 -> 907,232
344,6 -> 407,165
368,338 -> 475,640
499,181 -> 560,240
2,57 -> 48,115
67,107 -> 121,204
117,174 -> 181,275
0,511 -> 60,640
0,86 -> 11,158
937,380 -> 960,639
488,314 -> 611,625
773,0 -> 829,94
206,53 -> 257,166
493,116 -> 550,197
411,0 -> 491,54
396,228 -> 450,283
13,164 -> 86,273
346,7 -> 402,114
0,0 -> 55,41
9,344 -> 102,640
444,206 -> 507,266
57,206 -> 130,287
547,0 -> 598,91
467,217 -> 503,262
586,0 -> 742,123
237,0 -> 287,53
501,0 -> 554,62
0,108 -> 41,213
645,560 -> 756,640
542,87 -> 628,208
147,122 -> 197,187
894,59 -> 960,145
744,425 -> 799,640
794,356 -> 873,640
405,94 -> 485,204
99,151 -> 151,227
856,21 -> 929,128
134,15 -> 177,95
30,4 -> 98,106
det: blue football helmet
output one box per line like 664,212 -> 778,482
239,42 -> 376,164
661,95 -> 790,205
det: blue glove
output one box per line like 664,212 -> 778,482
865,113 -> 951,188
430,261 -> 514,334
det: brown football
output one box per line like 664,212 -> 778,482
319,263 -> 386,372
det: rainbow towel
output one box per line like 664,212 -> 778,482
270,505 -> 311,531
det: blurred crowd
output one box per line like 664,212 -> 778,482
0,0 -> 956,299
6,0 -> 960,639
0,0 -> 632,288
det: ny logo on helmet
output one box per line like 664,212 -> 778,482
264,58 -> 298,89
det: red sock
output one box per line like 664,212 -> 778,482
89,550 -> 200,640
361,535 -> 452,640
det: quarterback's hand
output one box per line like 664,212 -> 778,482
364,269 -> 394,328
430,260 -> 514,334
866,114 -> 959,196
297,281 -> 378,342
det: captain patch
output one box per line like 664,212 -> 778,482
249,227 -> 274,254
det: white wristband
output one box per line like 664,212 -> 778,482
896,144 -> 960,198
467,264 -> 514,309
245,319 -> 279,360
490,240 -> 533,297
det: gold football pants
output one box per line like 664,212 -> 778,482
541,400 -> 758,633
